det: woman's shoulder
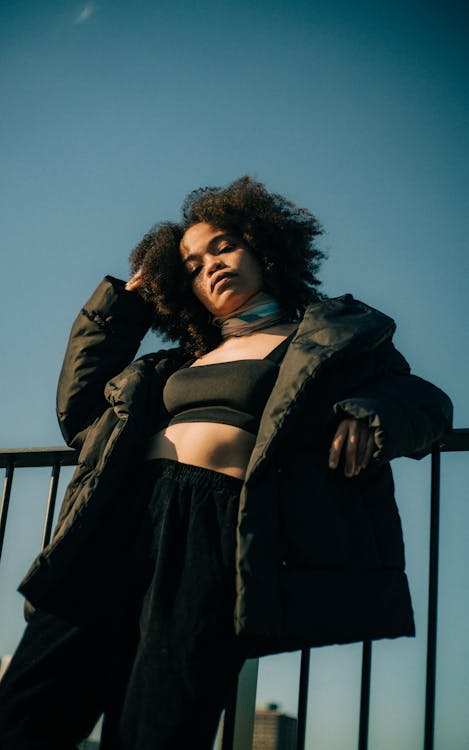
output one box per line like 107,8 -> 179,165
297,294 -> 396,352
303,293 -> 395,326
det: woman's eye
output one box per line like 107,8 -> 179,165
190,266 -> 201,278
218,243 -> 235,254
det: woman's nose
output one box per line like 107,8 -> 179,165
206,257 -> 225,276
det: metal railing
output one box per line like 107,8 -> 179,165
1,429 -> 469,750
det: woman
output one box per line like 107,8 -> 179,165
0,177 -> 452,749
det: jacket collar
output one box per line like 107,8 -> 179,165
245,294 -> 396,481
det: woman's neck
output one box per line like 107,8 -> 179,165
212,292 -> 288,338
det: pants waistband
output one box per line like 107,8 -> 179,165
144,458 -> 244,494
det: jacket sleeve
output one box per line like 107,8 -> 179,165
332,341 -> 453,460
56,276 -> 155,449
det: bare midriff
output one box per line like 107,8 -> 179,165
145,423 -> 256,480
145,323 -> 297,480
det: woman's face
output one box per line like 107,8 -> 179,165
180,222 -> 264,317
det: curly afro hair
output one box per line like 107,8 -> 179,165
129,176 -> 325,356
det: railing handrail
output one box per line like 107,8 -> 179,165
0,446 -> 78,468
1,428 -> 468,469
437,428 -> 469,451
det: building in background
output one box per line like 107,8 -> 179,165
253,703 -> 297,750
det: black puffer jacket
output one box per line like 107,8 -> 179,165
19,277 -> 453,646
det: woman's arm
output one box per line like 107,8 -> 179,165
332,372 -> 453,463
326,336 -> 452,470
56,276 -> 154,449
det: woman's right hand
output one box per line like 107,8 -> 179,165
125,269 -> 145,292
328,418 -> 376,477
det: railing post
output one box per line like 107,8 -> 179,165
221,659 -> 259,750
233,659 -> 259,750
423,448 -> 441,750
222,673 -> 239,750
297,648 -> 310,750
358,639 -> 372,750
41,461 -> 61,549
0,462 -> 15,562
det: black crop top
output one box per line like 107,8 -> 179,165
161,331 -> 295,435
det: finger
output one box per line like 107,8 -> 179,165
344,420 -> 360,477
125,270 -> 144,291
357,422 -> 375,474
329,421 -> 349,469
361,430 -> 376,470
355,423 -> 370,473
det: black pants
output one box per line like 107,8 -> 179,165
0,460 -> 248,750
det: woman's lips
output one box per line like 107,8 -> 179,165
211,272 -> 236,292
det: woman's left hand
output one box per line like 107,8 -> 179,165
329,418 -> 376,477
125,269 -> 146,292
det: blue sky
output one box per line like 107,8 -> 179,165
1,1 -> 468,747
